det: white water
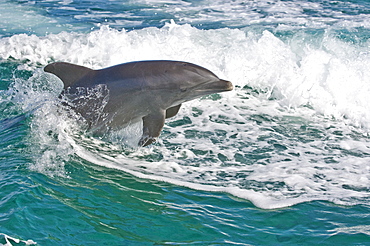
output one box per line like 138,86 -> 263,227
0,233 -> 36,246
7,0 -> 370,32
152,0 -> 370,29
3,23 -> 370,209
3,23 -> 370,127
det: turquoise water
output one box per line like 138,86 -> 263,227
1,0 -> 370,245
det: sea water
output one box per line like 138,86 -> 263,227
0,0 -> 370,245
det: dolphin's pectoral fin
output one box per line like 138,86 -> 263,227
165,104 -> 182,119
139,111 -> 166,147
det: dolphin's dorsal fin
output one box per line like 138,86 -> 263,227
44,62 -> 93,89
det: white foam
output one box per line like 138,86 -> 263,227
5,0 -> 370,36
4,23 -> 370,208
2,24 -> 370,130
149,0 -> 370,29
0,233 -> 36,246
65,134 -> 310,209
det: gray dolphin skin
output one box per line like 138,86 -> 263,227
44,60 -> 233,146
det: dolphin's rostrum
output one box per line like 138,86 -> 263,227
44,60 -> 233,146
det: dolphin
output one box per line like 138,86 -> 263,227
44,60 -> 233,146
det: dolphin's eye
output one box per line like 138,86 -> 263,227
180,87 -> 187,92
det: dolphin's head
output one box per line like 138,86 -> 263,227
165,62 -> 233,104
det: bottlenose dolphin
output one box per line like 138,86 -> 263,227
44,60 -> 233,146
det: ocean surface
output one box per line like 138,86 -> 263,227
1,0 -> 370,245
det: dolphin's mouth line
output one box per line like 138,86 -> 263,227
177,80 -> 233,103
187,79 -> 233,93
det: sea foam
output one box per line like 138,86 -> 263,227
2,23 -> 370,208
1,23 -> 370,128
